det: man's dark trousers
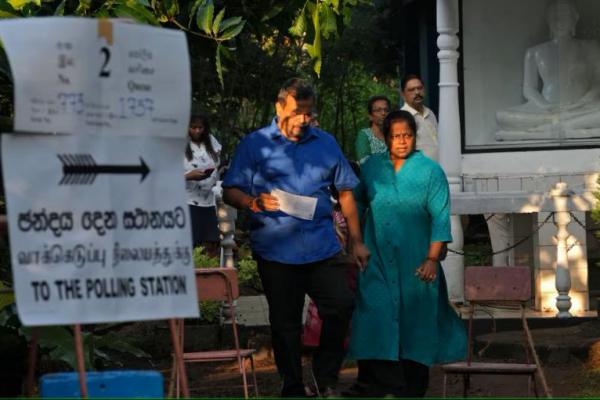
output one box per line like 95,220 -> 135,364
256,253 -> 355,397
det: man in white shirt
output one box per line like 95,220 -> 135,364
400,74 -> 439,160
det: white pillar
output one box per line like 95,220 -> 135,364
437,0 -> 464,302
551,182 -> 572,318
487,213 -> 514,266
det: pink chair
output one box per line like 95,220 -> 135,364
441,266 -> 550,398
170,268 -> 258,398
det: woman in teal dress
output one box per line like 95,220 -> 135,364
348,110 -> 466,397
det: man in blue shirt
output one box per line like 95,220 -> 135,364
223,78 -> 369,397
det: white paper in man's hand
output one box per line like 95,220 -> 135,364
271,189 -> 318,220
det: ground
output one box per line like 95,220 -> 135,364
177,354 -> 600,397
167,320 -> 600,397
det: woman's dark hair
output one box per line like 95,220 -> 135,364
383,110 -> 417,141
185,114 -> 218,162
367,95 -> 391,113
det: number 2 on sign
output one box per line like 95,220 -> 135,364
99,47 -> 111,78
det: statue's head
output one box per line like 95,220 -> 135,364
547,0 -> 579,38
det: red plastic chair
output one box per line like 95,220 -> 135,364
441,266 -> 550,398
170,268 -> 258,398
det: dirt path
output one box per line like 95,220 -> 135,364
178,354 -> 599,397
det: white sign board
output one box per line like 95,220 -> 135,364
0,17 -> 199,326
2,134 -> 199,325
0,17 -> 190,137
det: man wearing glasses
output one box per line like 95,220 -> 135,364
223,78 -> 370,397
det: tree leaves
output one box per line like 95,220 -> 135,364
7,0 -> 39,10
289,7 -> 306,37
319,2 -> 337,39
53,0 -> 65,16
196,0 -> 213,35
218,16 -> 242,35
0,0 -> 18,17
219,20 -> 244,41
212,6 -> 224,35
289,0 -> 352,76
115,1 -> 159,25
261,3 -> 284,22
215,42 -> 224,90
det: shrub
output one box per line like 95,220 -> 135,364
236,245 -> 262,291
193,246 -> 219,268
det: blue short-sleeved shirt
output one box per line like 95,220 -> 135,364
223,118 -> 359,264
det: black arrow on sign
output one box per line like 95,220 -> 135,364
58,154 -> 150,185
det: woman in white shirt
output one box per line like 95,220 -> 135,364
184,114 -> 222,252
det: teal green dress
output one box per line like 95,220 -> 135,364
348,150 -> 466,366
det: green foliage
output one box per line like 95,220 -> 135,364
236,245 -> 262,291
462,242 -> 492,266
317,62 -> 397,156
190,0 -> 245,87
0,303 -> 149,370
193,245 -> 219,268
0,282 -> 13,310
195,0 -> 213,34
199,300 -> 220,323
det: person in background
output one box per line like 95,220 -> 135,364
348,110 -> 466,397
354,95 -> 391,163
400,74 -> 439,161
184,113 -> 222,254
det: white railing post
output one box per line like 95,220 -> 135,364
437,0 -> 464,302
215,185 -> 238,323
551,182 -> 572,318
216,194 -> 237,269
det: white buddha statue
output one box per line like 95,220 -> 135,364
495,0 -> 600,141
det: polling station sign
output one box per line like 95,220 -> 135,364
0,17 -> 190,138
0,18 -> 198,326
2,134 -> 199,325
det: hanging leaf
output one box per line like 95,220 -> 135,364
215,42 -> 224,89
289,7 -> 306,37
163,0 -> 179,17
53,0 -> 65,15
330,0 -> 340,13
119,1 -> 160,24
188,0 -> 204,28
0,0 -> 18,16
261,3 -> 285,22
218,20 -> 244,41
134,0 -> 150,7
196,0 -> 213,35
7,0 -> 39,10
74,0 -> 91,15
211,7 -> 225,35
218,16 -> 242,33
319,2 -> 337,39
342,5 -> 352,25
308,1 -> 322,76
